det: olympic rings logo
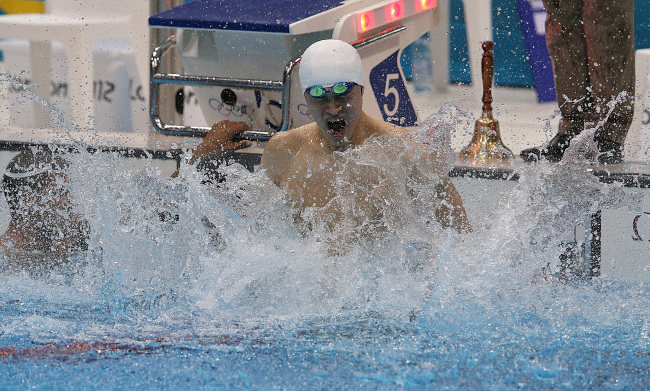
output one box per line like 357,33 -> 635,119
205,97 -> 315,123
297,103 -> 313,121
207,98 -> 247,117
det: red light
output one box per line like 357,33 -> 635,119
417,0 -> 436,11
386,2 -> 402,21
357,12 -> 373,32
390,4 -> 400,18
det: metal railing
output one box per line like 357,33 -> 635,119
150,35 -> 298,141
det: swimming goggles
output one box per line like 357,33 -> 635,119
305,82 -> 357,98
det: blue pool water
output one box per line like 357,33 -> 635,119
1,109 -> 649,389
2,279 -> 649,389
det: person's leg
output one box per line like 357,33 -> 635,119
584,0 -> 635,163
546,0 -> 593,136
521,0 -> 591,162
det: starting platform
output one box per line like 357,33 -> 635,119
147,0 -> 441,140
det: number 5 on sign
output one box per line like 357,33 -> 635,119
383,73 -> 400,117
369,50 -> 417,126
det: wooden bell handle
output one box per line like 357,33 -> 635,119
481,41 -> 494,113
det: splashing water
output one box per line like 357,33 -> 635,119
0,88 -> 648,388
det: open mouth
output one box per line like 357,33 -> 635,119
327,119 -> 346,137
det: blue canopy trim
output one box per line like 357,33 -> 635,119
149,0 -> 347,33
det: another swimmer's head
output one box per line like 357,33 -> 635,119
1,147 -> 89,253
300,40 -> 365,149
2,147 -> 68,219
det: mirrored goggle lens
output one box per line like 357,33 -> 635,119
331,83 -> 351,94
307,82 -> 354,98
307,85 -> 326,97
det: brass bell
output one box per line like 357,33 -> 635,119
460,41 -> 513,162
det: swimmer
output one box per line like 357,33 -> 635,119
260,40 -> 471,235
194,40 -> 470,247
0,147 -> 89,271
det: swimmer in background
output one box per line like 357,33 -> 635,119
195,40 -> 471,243
0,147 -> 89,272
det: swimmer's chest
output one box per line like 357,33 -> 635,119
279,146 -> 392,209
280,148 -> 338,208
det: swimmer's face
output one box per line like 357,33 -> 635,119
305,83 -> 363,149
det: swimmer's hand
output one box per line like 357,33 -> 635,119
189,121 -> 254,164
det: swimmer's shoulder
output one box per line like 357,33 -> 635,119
368,116 -> 409,138
264,124 -> 316,154
260,124 -> 318,176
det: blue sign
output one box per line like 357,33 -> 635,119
369,50 -> 418,127
517,0 -> 556,102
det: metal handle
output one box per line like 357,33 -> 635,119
149,35 -> 298,141
481,41 -> 494,115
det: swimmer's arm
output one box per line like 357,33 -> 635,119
434,177 -> 472,234
190,121 -> 253,165
405,148 -> 472,234
259,131 -> 297,186
170,121 -> 252,178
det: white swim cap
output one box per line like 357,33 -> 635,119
299,40 -> 365,91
